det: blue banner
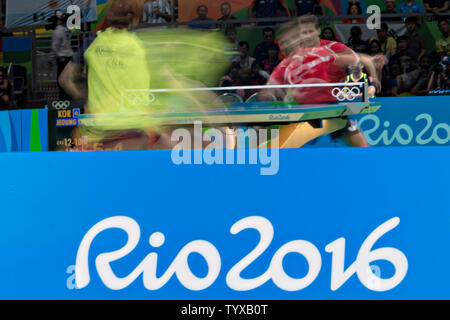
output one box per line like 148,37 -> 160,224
0,147 -> 449,299
0,109 -> 48,152
305,96 -> 450,148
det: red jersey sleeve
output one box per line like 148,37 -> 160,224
326,41 -> 353,55
267,58 -> 289,85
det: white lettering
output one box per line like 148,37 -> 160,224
66,5 -> 81,30
170,122 -> 279,175
325,217 -> 408,291
358,113 -> 450,146
75,216 -> 221,291
367,5 -> 381,30
75,216 -> 407,292
171,128 -> 192,164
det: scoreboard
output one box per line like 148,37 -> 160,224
47,101 -> 86,151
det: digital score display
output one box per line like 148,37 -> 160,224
48,101 -> 86,151
48,101 -> 124,151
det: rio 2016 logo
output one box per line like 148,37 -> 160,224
67,216 -> 408,292
358,113 -> 450,146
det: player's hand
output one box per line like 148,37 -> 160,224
372,54 -> 388,70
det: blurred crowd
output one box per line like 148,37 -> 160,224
213,4 -> 450,98
174,0 -> 450,98
1,0 -> 450,110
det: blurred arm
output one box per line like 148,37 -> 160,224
58,61 -> 88,100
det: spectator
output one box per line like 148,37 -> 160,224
343,2 -> 365,23
409,54 -> 433,95
294,0 -> 325,17
381,0 -> 403,22
219,76 -> 235,88
382,0 -> 396,14
368,39 -> 383,56
370,23 -> 397,58
224,26 -> 240,60
436,18 -> 450,58
142,0 -> 172,24
234,68 -> 260,101
248,0 -> 291,26
253,27 -> 282,62
105,0 -> 135,29
397,0 -> 425,13
367,39 -> 389,91
427,56 -> 450,91
382,62 -> 402,95
320,27 -> 342,42
217,2 -> 241,29
423,0 -> 449,14
0,67 -> 10,108
261,43 -> 281,74
188,5 -> 216,29
48,10 -> 74,101
233,41 -> 256,69
251,60 -> 271,84
404,16 -> 427,60
390,35 -> 418,68
346,26 -> 369,53
396,54 -> 422,94
226,61 -> 242,83
429,50 -> 443,65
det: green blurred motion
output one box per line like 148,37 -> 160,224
79,28 -> 233,144
76,28 -> 232,149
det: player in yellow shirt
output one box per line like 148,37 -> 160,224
59,2 -> 231,150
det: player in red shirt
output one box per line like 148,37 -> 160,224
265,15 -> 381,147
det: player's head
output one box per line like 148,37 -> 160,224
278,20 -> 301,54
297,15 -> 321,48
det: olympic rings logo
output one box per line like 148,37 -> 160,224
125,91 -> 156,107
52,100 -> 71,110
331,87 -> 361,102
